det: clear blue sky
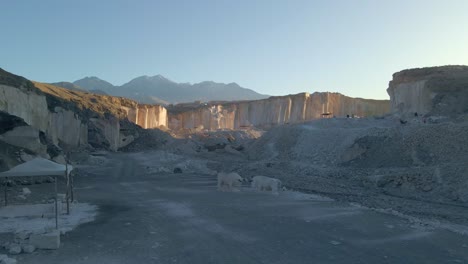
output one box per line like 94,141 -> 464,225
1,0 -> 467,99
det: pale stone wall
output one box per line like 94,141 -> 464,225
0,85 -> 50,132
387,66 -> 468,117
387,80 -> 431,115
48,107 -> 88,147
168,92 -> 390,131
89,117 -> 120,151
0,85 -> 87,148
120,105 -> 167,129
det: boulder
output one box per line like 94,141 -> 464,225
29,230 -> 60,250
21,244 -> 36,254
22,187 -> 31,195
0,254 -> 17,264
8,244 -> 21,255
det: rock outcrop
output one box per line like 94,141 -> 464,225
0,68 -> 168,151
387,65 -> 468,117
120,104 -> 167,129
167,92 -> 389,131
0,111 -> 61,171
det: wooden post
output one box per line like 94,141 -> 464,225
70,171 -> 74,202
55,176 -> 58,229
66,163 -> 70,215
3,177 -> 7,206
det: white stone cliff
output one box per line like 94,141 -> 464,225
0,84 -> 88,149
121,104 -> 167,129
387,65 -> 468,117
0,67 -> 392,152
168,92 -> 390,130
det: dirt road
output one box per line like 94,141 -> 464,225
17,152 -> 468,263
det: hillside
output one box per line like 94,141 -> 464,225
49,82 -> 86,92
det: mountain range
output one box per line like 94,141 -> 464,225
51,75 -> 268,105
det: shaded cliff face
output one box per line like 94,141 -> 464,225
32,82 -> 169,149
0,68 -> 168,151
387,65 -> 468,117
167,93 -> 390,131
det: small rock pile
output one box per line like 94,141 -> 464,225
1,230 -> 60,256
0,254 -> 17,264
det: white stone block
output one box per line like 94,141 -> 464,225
21,244 -> 36,254
22,188 -> 31,195
8,244 -> 21,255
29,231 -> 60,250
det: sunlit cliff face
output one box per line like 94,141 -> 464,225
166,92 -> 389,131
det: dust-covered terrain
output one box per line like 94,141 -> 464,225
6,151 -> 468,264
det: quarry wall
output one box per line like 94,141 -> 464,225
387,66 -> 468,117
0,84 -> 88,149
121,104 -> 167,129
168,92 -> 390,130
0,81 -> 169,151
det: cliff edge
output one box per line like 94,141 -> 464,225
387,65 -> 468,117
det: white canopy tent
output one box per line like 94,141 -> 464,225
0,158 -> 73,178
0,158 -> 74,229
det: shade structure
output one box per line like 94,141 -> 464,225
0,158 -> 73,178
0,157 -> 74,229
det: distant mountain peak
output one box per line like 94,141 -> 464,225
73,76 -> 115,91
153,74 -> 165,79
69,74 -> 268,105
79,76 -> 106,82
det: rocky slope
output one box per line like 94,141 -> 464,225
49,82 -> 87,92
387,65 -> 468,118
239,116 -> 468,226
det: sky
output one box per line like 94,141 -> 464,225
1,0 -> 468,99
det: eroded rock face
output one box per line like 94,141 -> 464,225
0,84 -> 88,149
121,104 -> 167,129
387,66 -> 468,117
0,112 -> 64,170
0,68 -> 158,151
0,126 -> 47,155
168,92 -> 389,130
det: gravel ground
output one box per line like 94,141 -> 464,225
9,152 -> 468,263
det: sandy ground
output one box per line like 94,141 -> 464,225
10,151 -> 468,264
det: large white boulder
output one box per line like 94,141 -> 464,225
251,175 -> 282,194
217,172 -> 243,191
7,244 -> 21,255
